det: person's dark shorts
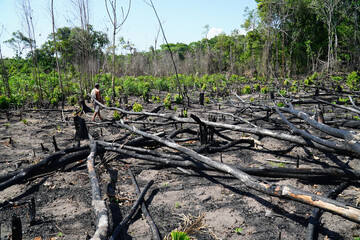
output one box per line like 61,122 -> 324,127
94,102 -> 100,113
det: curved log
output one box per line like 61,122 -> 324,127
276,108 -> 348,151
281,106 -> 360,156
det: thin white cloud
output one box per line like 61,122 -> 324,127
206,27 -> 225,39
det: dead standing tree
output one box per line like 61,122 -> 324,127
18,0 -> 43,102
105,0 -> 131,101
50,0 -> 65,108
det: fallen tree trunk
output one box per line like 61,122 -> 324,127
275,108 -> 349,151
281,105 -> 360,156
92,99 -> 344,154
87,139 -> 108,240
115,120 -> 360,224
0,146 -> 90,191
98,141 -> 360,181
316,98 -> 360,115
109,180 -> 154,240
102,144 -> 205,169
307,182 -> 350,240
128,168 -> 161,240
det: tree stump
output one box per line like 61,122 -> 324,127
199,92 -> 204,105
11,215 -> 22,240
74,116 -> 89,140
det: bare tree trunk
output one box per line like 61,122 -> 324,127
105,0 -> 131,101
0,45 -> 11,97
20,0 -> 42,102
145,0 -> 182,97
51,0 -> 64,108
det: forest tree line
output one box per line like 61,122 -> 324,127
0,0 -> 360,107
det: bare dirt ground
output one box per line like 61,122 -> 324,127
1,92 -> 360,240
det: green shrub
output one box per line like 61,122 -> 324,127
289,85 -> 298,93
163,94 -> 172,109
171,231 -> 190,240
113,110 -> 121,121
283,79 -> 290,86
253,83 -> 260,92
204,97 -> 210,104
21,118 -> 29,125
331,76 -> 343,82
33,93 -> 40,103
201,83 -> 207,91
115,85 -> 122,95
67,95 -> 78,106
154,77 -> 170,91
51,97 -> 58,106
260,86 -> 268,94
123,77 -> 138,95
133,102 -> 143,112
338,97 -> 349,103
279,89 -> 287,96
304,78 -> 313,86
347,71 -> 360,90
105,95 -> 111,106
9,94 -> 25,108
0,95 -> 11,109
152,95 -> 161,103
138,82 -> 151,98
309,72 -> 318,81
277,102 -> 285,107
241,85 -> 251,94
174,94 -> 183,104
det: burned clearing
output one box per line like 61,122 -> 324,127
1,88 -> 360,240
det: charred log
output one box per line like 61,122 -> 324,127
307,182 -> 350,240
0,146 -> 92,191
87,139 -> 108,240
115,120 -> 360,224
128,169 -> 161,240
109,180 -> 153,240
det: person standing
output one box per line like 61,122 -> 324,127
91,83 -> 103,122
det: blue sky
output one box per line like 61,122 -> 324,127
0,0 -> 257,58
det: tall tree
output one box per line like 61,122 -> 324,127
71,0 -> 91,95
105,0 -> 131,101
3,30 -> 30,58
51,0 -> 65,108
0,45 -> 11,97
19,0 -> 43,101
311,0 -> 348,73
